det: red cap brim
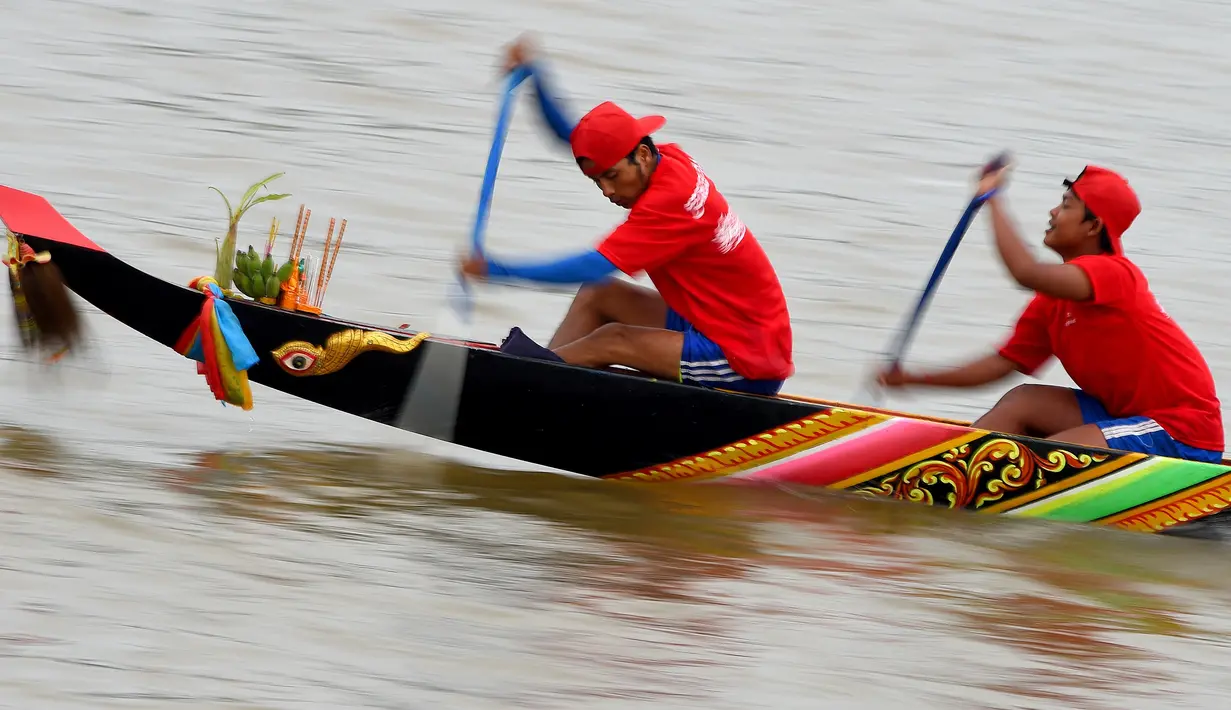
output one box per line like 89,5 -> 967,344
637,115 -> 666,136
570,104 -> 667,176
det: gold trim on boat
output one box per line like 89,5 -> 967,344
978,455 -> 1140,514
604,408 -> 884,482
850,437 -> 1111,510
1100,470 -> 1231,532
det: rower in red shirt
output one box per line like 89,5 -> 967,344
878,161 -> 1225,463
459,36 -> 793,395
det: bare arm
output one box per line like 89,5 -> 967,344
987,196 -> 1093,301
884,352 -> 1019,388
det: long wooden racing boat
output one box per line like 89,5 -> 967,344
4,183 -> 1231,538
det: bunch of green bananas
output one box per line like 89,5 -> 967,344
233,245 -> 296,301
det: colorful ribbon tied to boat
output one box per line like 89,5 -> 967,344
175,276 -> 259,410
5,231 -> 53,352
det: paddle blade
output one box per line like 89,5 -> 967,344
853,377 -> 887,409
396,339 -> 470,443
443,274 -> 474,333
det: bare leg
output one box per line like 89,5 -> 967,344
1047,424 -> 1109,448
553,324 -> 684,380
548,280 -> 668,349
972,384 -> 1087,438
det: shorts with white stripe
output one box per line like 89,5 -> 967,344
1072,389 -> 1223,463
666,308 -> 783,396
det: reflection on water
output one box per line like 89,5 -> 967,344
160,446 -> 772,601
0,425 -> 70,479
169,446 -> 1230,679
4,427 -> 1231,707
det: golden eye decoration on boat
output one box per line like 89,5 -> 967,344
271,328 -> 431,377
277,346 -> 320,374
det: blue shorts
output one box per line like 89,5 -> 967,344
1073,389 -> 1223,463
665,309 -> 783,396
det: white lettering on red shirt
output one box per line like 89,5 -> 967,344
713,212 -> 747,254
684,158 -> 709,220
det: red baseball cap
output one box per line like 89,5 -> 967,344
569,101 -> 665,177
1062,165 -> 1141,256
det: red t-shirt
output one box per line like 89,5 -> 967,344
596,143 -> 793,381
998,254 -> 1223,452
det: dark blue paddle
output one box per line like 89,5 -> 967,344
862,151 -> 1011,405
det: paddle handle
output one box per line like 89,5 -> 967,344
449,66 -> 532,325
883,150 -> 1011,370
470,66 -> 533,258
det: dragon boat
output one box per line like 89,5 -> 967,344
4,180 -> 1231,539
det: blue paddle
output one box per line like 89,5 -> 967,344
447,65 -> 533,325
862,151 -> 1011,405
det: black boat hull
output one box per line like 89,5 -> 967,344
7,184 -> 1231,538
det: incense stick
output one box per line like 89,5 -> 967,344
317,218 -> 346,308
314,218 -> 335,306
292,208 -> 311,264
299,208 -> 313,263
289,204 -> 305,261
265,216 -> 280,258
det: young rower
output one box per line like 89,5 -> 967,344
878,161 -> 1225,463
458,36 -> 793,396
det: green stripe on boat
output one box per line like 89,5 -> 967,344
1007,457 -> 1225,523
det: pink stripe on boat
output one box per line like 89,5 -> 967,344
741,418 -> 974,486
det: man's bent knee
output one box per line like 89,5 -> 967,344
588,322 -> 634,350
571,280 -> 631,309
995,383 -> 1051,405
979,383 -> 1082,437
555,323 -> 635,365
556,323 -> 682,379
569,279 -> 666,329
571,281 -> 606,306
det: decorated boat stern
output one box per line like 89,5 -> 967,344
5,227 -> 82,363
603,405 -> 1231,534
